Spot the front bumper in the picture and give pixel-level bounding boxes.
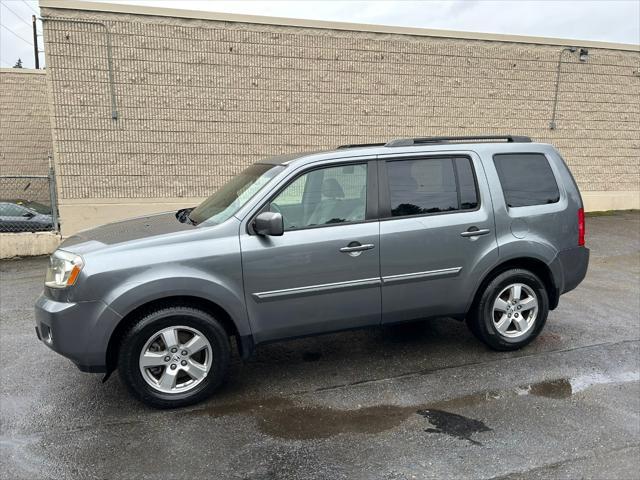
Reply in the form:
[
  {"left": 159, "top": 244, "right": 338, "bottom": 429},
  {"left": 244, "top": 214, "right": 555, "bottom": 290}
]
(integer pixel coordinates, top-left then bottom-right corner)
[{"left": 34, "top": 293, "right": 121, "bottom": 373}]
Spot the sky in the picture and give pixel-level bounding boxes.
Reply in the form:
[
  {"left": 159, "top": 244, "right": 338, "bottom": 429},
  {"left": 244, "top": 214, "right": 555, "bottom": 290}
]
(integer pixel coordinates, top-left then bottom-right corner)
[{"left": 1, "top": 0, "right": 639, "bottom": 68}]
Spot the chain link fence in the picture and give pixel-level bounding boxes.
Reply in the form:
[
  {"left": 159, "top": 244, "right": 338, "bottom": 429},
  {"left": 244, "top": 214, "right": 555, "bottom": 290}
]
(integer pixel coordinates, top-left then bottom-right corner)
[{"left": 0, "top": 168, "right": 59, "bottom": 233}]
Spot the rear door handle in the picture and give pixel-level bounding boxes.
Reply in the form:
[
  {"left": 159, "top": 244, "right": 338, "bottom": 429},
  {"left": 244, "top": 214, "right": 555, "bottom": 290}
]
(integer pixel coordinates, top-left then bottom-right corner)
[
  {"left": 460, "top": 227, "right": 491, "bottom": 237},
  {"left": 340, "top": 243, "right": 375, "bottom": 253}
]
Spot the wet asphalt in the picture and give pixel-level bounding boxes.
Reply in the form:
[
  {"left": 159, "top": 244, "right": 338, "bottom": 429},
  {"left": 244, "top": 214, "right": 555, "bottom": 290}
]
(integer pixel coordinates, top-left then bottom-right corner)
[{"left": 1, "top": 211, "right": 639, "bottom": 479}]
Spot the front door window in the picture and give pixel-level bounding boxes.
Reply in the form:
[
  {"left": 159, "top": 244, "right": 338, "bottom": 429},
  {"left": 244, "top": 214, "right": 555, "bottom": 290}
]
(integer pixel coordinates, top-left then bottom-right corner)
[{"left": 269, "top": 164, "right": 368, "bottom": 230}]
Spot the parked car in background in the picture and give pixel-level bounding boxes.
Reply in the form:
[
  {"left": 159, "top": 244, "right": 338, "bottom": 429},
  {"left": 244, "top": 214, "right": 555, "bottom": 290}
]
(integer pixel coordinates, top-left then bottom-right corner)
[
  {"left": 35, "top": 135, "right": 589, "bottom": 408},
  {"left": 9, "top": 199, "right": 52, "bottom": 215},
  {"left": 0, "top": 201, "right": 53, "bottom": 232}
]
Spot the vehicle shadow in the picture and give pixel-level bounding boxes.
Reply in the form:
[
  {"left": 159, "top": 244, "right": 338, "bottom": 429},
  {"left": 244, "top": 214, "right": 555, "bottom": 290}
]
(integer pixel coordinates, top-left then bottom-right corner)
[{"left": 213, "top": 317, "right": 493, "bottom": 399}]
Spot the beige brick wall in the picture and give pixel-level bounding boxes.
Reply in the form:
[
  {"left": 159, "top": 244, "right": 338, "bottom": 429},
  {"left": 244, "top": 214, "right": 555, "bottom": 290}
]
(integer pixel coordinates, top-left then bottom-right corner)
[
  {"left": 39, "top": 3, "right": 640, "bottom": 234},
  {"left": 0, "top": 69, "right": 53, "bottom": 176}
]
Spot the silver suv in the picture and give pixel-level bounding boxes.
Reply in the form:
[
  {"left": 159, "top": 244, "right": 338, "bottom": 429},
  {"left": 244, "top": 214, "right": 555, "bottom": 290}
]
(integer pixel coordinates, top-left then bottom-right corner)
[{"left": 35, "top": 135, "right": 589, "bottom": 408}]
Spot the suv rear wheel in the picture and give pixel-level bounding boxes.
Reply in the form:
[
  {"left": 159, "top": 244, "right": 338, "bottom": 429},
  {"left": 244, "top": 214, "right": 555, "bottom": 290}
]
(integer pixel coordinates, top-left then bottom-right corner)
[
  {"left": 467, "top": 268, "right": 549, "bottom": 351},
  {"left": 118, "top": 306, "right": 230, "bottom": 408}
]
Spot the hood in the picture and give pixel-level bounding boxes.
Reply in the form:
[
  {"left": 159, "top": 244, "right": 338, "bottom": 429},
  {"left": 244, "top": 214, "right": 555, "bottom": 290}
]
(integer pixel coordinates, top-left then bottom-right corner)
[{"left": 60, "top": 212, "right": 196, "bottom": 254}]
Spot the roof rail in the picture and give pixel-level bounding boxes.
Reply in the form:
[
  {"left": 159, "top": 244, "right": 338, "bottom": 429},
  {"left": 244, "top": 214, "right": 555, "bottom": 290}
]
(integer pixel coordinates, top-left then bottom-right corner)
[
  {"left": 337, "top": 142, "right": 387, "bottom": 149},
  {"left": 384, "top": 135, "right": 532, "bottom": 147}
]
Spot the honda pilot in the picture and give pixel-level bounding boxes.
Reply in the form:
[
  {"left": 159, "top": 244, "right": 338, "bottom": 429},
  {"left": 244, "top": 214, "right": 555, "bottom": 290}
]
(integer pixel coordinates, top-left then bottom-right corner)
[{"left": 35, "top": 135, "right": 589, "bottom": 408}]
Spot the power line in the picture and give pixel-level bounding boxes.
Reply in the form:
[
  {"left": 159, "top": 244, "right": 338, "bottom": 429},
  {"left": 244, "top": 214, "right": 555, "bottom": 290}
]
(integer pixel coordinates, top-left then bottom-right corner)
[
  {"left": 20, "top": 0, "right": 39, "bottom": 16},
  {"left": 1, "top": 2, "right": 32, "bottom": 28},
  {"left": 0, "top": 23, "right": 32, "bottom": 45}
]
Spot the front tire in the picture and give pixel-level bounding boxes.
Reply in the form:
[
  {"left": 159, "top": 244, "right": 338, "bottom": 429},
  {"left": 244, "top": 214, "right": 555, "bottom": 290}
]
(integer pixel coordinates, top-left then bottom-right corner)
[
  {"left": 118, "top": 306, "right": 230, "bottom": 409},
  {"left": 467, "top": 268, "right": 549, "bottom": 351}
]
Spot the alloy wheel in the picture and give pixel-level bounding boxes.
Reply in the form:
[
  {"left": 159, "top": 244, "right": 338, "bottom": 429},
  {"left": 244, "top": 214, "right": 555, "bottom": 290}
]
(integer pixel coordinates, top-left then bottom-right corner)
[
  {"left": 492, "top": 283, "right": 539, "bottom": 338},
  {"left": 138, "top": 325, "right": 213, "bottom": 394}
]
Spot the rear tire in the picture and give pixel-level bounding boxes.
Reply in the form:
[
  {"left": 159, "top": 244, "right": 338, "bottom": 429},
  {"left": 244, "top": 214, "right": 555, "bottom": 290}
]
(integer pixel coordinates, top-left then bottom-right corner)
[
  {"left": 467, "top": 268, "right": 549, "bottom": 351},
  {"left": 118, "top": 306, "right": 230, "bottom": 409}
]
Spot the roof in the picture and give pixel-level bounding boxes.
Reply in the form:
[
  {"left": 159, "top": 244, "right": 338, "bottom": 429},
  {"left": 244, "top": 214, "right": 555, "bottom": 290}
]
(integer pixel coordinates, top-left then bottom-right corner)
[
  {"left": 263, "top": 137, "right": 556, "bottom": 170},
  {"left": 39, "top": 0, "right": 639, "bottom": 52},
  {"left": 260, "top": 136, "right": 539, "bottom": 166}
]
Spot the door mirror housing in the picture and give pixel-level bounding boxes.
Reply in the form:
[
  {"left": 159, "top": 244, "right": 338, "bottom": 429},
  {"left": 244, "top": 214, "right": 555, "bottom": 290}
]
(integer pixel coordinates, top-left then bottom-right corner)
[
  {"left": 22, "top": 211, "right": 35, "bottom": 219},
  {"left": 253, "top": 211, "right": 284, "bottom": 236}
]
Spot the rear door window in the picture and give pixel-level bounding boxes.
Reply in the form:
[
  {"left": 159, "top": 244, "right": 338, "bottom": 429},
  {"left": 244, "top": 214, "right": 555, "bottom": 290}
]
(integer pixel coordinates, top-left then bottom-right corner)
[
  {"left": 493, "top": 153, "right": 560, "bottom": 207},
  {"left": 385, "top": 156, "right": 478, "bottom": 217}
]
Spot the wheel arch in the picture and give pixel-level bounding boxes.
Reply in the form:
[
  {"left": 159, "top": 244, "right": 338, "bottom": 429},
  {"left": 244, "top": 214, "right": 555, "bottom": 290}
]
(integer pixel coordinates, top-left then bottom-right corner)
[
  {"left": 466, "top": 257, "right": 559, "bottom": 316},
  {"left": 105, "top": 295, "right": 252, "bottom": 375}
]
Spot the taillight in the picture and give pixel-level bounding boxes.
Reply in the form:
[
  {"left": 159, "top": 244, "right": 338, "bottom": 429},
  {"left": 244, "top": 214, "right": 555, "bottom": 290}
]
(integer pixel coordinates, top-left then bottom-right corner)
[{"left": 578, "top": 208, "right": 585, "bottom": 246}]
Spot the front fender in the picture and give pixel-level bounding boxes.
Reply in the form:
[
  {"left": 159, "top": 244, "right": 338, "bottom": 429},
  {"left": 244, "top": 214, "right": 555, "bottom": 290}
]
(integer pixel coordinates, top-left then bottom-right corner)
[{"left": 104, "top": 272, "right": 251, "bottom": 338}]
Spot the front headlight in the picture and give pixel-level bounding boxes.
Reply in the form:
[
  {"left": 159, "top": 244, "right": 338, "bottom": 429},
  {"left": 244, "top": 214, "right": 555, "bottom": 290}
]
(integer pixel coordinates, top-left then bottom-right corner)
[{"left": 45, "top": 250, "right": 84, "bottom": 289}]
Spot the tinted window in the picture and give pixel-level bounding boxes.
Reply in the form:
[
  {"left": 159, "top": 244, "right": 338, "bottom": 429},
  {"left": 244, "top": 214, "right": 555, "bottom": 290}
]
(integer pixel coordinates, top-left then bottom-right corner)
[
  {"left": 493, "top": 153, "right": 560, "bottom": 207},
  {"left": 270, "top": 164, "right": 367, "bottom": 230},
  {"left": 387, "top": 157, "right": 478, "bottom": 217},
  {"left": 455, "top": 157, "right": 479, "bottom": 210}
]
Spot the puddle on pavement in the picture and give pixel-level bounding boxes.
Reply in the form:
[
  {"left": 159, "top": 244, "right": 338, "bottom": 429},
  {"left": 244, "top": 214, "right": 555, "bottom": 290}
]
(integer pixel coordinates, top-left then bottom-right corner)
[
  {"left": 525, "top": 371, "right": 639, "bottom": 399},
  {"left": 528, "top": 378, "right": 573, "bottom": 399},
  {"left": 189, "top": 398, "right": 417, "bottom": 440},
  {"left": 259, "top": 404, "right": 416, "bottom": 440},
  {"left": 418, "top": 409, "right": 491, "bottom": 445},
  {"left": 428, "top": 370, "right": 640, "bottom": 408},
  {"left": 186, "top": 370, "right": 638, "bottom": 441},
  {"left": 187, "top": 396, "right": 494, "bottom": 442}
]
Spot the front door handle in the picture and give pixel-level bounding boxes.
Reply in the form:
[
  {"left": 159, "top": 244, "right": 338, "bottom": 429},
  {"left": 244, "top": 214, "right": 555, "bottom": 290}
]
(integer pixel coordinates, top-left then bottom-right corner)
[
  {"left": 340, "top": 242, "right": 375, "bottom": 257},
  {"left": 460, "top": 227, "right": 491, "bottom": 237},
  {"left": 340, "top": 243, "right": 375, "bottom": 253}
]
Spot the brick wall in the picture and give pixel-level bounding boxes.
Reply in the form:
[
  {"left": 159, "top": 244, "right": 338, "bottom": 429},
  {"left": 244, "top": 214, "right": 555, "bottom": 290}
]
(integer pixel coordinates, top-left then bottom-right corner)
[
  {"left": 0, "top": 69, "right": 53, "bottom": 176},
  {"left": 39, "top": 3, "right": 640, "bottom": 234}
]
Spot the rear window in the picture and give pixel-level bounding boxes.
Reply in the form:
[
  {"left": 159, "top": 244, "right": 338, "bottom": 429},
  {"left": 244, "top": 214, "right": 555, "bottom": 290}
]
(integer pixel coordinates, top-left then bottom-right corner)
[{"left": 493, "top": 153, "right": 560, "bottom": 208}]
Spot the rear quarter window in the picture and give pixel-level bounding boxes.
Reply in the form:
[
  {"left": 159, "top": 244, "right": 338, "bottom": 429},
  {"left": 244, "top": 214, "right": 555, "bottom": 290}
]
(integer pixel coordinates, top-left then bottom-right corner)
[{"left": 493, "top": 153, "right": 560, "bottom": 208}]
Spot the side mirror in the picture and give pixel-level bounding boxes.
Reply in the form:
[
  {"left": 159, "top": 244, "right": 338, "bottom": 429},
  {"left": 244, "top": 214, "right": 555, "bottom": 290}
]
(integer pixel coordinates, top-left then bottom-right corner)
[
  {"left": 253, "top": 212, "right": 284, "bottom": 236},
  {"left": 22, "top": 211, "right": 35, "bottom": 219}
]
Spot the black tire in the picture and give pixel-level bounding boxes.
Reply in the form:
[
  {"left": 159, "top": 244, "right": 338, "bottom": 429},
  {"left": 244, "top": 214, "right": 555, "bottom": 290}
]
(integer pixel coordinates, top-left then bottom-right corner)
[
  {"left": 118, "top": 306, "right": 230, "bottom": 409},
  {"left": 467, "top": 268, "right": 549, "bottom": 351}
]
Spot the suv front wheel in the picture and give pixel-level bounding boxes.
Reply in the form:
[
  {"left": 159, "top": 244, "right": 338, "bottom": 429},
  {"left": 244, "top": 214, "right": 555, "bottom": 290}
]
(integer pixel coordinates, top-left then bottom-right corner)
[
  {"left": 467, "top": 268, "right": 549, "bottom": 351},
  {"left": 118, "top": 306, "right": 230, "bottom": 408}
]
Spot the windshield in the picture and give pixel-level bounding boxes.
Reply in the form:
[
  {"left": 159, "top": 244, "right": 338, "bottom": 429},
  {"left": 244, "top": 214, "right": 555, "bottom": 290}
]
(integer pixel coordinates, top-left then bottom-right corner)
[{"left": 189, "top": 163, "right": 284, "bottom": 225}]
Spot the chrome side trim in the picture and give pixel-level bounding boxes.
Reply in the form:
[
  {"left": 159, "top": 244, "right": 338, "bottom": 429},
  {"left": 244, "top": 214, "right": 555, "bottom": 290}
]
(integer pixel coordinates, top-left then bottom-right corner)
[
  {"left": 382, "top": 267, "right": 462, "bottom": 284},
  {"left": 253, "top": 277, "right": 381, "bottom": 302}
]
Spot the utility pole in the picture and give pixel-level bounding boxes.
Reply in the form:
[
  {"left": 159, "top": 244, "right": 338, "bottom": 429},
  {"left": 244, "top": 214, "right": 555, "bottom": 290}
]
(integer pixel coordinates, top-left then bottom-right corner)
[{"left": 32, "top": 15, "right": 39, "bottom": 69}]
